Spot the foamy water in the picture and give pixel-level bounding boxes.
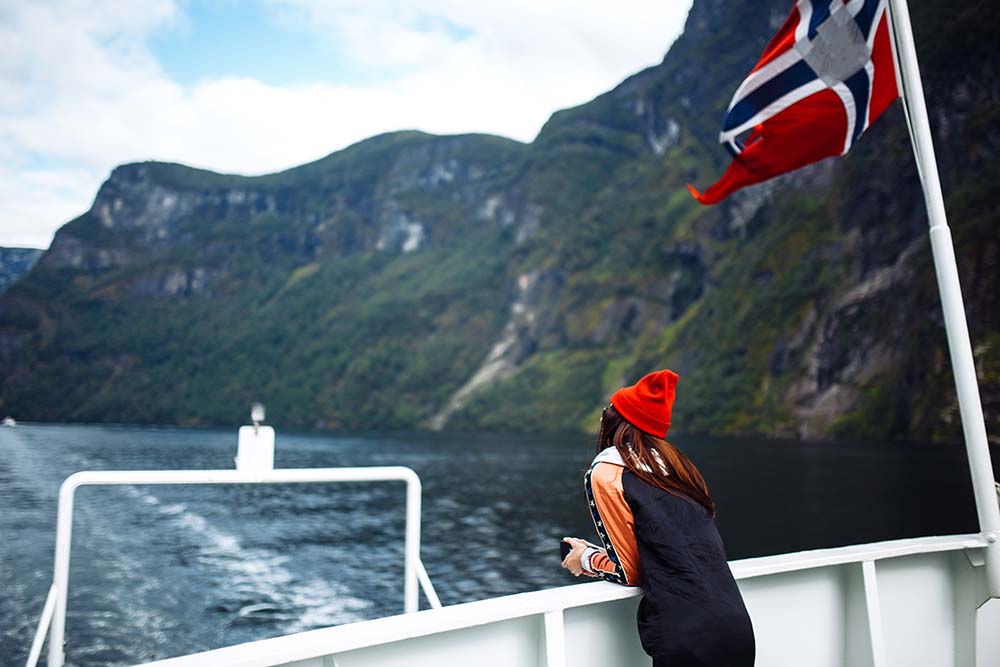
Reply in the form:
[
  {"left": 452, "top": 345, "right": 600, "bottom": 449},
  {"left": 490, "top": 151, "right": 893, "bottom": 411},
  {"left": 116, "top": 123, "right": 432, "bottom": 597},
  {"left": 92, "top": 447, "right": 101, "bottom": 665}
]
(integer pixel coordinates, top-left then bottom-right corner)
[
  {"left": 0, "top": 425, "right": 598, "bottom": 667},
  {"left": 122, "top": 486, "right": 371, "bottom": 633}
]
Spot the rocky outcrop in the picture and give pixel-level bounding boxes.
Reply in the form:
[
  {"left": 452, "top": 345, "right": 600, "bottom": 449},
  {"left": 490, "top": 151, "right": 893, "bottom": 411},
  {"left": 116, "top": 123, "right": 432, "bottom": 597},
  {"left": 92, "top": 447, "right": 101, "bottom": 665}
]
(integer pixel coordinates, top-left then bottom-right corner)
[{"left": 427, "top": 269, "right": 563, "bottom": 429}]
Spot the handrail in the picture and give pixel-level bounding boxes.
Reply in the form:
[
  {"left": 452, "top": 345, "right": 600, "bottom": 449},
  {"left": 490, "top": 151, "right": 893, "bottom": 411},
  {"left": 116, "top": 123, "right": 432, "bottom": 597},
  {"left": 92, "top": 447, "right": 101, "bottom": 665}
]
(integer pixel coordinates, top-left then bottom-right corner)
[
  {"left": 25, "top": 585, "right": 57, "bottom": 667},
  {"left": 415, "top": 559, "right": 442, "bottom": 609},
  {"left": 36, "top": 463, "right": 440, "bottom": 667}
]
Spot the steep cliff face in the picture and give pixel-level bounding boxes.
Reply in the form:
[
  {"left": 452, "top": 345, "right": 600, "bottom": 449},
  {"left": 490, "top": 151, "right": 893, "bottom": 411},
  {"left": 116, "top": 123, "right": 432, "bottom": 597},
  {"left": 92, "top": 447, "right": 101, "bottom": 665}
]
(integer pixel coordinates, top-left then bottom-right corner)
[
  {"left": 447, "top": 0, "right": 1000, "bottom": 441},
  {"left": 0, "top": 133, "right": 531, "bottom": 427},
  {"left": 1, "top": 0, "right": 997, "bottom": 440},
  {"left": 652, "top": 1, "right": 1000, "bottom": 442},
  {"left": 41, "top": 132, "right": 530, "bottom": 279}
]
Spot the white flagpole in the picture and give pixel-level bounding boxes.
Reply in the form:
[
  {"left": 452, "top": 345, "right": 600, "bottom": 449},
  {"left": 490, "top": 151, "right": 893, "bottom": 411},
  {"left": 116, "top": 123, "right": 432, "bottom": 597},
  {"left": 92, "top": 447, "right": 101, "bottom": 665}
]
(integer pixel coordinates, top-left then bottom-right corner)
[{"left": 887, "top": 0, "right": 1000, "bottom": 597}]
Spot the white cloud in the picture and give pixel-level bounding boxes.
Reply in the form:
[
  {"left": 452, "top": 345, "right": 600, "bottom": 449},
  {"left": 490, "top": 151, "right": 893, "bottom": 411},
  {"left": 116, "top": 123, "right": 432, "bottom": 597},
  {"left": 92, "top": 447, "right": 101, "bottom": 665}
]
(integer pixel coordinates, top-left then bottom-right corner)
[{"left": 0, "top": 0, "right": 692, "bottom": 249}]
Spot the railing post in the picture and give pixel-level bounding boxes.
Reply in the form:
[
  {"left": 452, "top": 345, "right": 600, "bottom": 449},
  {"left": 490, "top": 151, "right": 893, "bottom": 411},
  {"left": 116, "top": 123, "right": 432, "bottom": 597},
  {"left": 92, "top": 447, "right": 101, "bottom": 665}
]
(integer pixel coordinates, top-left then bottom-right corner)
[
  {"left": 415, "top": 559, "right": 442, "bottom": 609},
  {"left": 861, "top": 560, "right": 887, "bottom": 667},
  {"left": 25, "top": 584, "right": 58, "bottom": 667},
  {"left": 48, "top": 477, "right": 79, "bottom": 667},
  {"left": 404, "top": 471, "right": 421, "bottom": 613},
  {"left": 543, "top": 610, "right": 567, "bottom": 667}
]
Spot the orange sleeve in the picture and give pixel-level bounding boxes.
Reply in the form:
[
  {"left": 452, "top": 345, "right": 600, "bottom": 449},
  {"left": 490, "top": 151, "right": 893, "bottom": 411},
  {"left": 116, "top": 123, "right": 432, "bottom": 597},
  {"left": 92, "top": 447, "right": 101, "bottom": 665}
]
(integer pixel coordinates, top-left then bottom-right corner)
[{"left": 584, "top": 462, "right": 642, "bottom": 586}]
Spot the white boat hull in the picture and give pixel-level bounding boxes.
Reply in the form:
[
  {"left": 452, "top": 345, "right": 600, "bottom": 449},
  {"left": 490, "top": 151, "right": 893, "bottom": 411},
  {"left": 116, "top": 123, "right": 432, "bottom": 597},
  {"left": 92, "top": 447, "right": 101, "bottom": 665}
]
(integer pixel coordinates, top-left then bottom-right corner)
[{"left": 137, "top": 533, "right": 997, "bottom": 667}]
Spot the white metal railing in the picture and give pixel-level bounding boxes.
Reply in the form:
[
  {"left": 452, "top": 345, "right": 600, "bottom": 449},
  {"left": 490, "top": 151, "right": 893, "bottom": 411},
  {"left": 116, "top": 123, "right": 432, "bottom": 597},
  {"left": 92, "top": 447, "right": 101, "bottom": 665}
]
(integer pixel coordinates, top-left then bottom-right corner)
[
  {"left": 25, "top": 585, "right": 58, "bottom": 667},
  {"left": 130, "top": 533, "right": 992, "bottom": 667},
  {"left": 27, "top": 425, "right": 441, "bottom": 667}
]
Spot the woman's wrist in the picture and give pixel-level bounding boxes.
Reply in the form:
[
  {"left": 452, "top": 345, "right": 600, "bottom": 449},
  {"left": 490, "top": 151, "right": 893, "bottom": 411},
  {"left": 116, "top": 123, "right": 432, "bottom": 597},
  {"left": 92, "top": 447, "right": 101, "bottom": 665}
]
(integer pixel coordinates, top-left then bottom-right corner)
[{"left": 580, "top": 547, "right": 600, "bottom": 575}]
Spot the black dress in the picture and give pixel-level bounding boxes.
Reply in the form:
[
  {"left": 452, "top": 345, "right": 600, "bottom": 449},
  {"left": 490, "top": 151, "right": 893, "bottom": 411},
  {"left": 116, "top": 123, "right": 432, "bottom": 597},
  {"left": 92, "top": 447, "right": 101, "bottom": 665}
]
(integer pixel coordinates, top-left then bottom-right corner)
[{"left": 621, "top": 469, "right": 755, "bottom": 666}]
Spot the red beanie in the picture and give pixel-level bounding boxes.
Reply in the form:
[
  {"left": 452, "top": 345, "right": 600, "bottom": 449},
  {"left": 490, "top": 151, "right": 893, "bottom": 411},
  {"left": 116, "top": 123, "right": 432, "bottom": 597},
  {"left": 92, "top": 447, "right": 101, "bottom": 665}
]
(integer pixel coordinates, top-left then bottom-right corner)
[{"left": 610, "top": 369, "right": 679, "bottom": 438}]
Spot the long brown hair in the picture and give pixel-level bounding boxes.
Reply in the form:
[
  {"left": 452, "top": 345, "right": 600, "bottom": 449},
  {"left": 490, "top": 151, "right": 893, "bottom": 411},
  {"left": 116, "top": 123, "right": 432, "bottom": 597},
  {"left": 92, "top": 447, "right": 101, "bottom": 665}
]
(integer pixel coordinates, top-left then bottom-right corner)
[{"left": 598, "top": 404, "right": 716, "bottom": 517}]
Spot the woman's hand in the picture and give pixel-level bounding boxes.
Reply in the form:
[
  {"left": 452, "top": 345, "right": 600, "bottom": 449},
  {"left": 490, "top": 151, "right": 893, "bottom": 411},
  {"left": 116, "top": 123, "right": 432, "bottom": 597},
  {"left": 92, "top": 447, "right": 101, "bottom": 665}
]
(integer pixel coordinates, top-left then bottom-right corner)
[{"left": 561, "top": 537, "right": 593, "bottom": 576}]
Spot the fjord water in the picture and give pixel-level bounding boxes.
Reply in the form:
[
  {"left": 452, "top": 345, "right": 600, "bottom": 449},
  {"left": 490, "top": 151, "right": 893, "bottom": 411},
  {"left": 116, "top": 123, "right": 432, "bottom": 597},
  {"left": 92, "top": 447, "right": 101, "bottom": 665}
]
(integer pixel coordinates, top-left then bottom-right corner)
[{"left": 1, "top": 424, "right": 992, "bottom": 667}]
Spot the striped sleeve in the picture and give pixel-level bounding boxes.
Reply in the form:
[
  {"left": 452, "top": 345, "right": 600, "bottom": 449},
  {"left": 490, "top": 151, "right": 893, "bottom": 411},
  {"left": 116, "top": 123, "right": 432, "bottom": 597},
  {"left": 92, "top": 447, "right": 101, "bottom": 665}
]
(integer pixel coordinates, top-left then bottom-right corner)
[{"left": 583, "top": 462, "right": 642, "bottom": 586}]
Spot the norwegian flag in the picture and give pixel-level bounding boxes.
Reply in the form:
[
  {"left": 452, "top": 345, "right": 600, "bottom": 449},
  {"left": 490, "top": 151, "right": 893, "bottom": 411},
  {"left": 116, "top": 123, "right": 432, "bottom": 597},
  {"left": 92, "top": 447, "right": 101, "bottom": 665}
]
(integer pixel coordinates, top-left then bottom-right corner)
[{"left": 689, "top": 0, "right": 900, "bottom": 205}]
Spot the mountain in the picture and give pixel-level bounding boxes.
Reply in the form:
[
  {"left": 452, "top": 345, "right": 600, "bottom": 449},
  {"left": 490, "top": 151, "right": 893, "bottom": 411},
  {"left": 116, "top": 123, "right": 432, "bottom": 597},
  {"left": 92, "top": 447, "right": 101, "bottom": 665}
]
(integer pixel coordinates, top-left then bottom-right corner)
[
  {"left": 1, "top": 0, "right": 997, "bottom": 441},
  {"left": 0, "top": 248, "right": 43, "bottom": 296}
]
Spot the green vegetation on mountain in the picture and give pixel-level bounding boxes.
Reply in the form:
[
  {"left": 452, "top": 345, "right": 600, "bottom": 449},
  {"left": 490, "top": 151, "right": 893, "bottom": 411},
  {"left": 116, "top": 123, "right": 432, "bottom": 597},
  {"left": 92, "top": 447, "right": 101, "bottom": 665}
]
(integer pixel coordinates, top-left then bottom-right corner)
[{"left": 1, "top": 0, "right": 997, "bottom": 442}]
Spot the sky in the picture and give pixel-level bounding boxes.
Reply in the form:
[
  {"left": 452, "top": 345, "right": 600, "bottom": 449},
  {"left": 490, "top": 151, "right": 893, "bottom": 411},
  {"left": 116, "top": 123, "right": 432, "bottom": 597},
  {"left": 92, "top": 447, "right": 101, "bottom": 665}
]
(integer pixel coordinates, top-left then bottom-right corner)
[{"left": 1, "top": 0, "right": 693, "bottom": 249}]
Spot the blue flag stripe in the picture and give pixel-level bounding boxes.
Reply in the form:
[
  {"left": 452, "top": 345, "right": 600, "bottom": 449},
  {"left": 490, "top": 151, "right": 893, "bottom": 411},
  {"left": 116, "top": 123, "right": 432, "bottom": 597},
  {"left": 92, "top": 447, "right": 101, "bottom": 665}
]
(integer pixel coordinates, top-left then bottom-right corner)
[
  {"left": 844, "top": 68, "right": 870, "bottom": 143},
  {"left": 723, "top": 59, "right": 818, "bottom": 132},
  {"left": 853, "top": 0, "right": 881, "bottom": 38},
  {"left": 808, "top": 0, "right": 836, "bottom": 39}
]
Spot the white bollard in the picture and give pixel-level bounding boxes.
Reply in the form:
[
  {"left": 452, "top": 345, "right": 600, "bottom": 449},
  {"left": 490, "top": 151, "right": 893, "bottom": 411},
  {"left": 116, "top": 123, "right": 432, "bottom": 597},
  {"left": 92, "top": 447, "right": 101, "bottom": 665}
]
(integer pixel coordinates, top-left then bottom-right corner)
[{"left": 236, "top": 426, "right": 275, "bottom": 478}]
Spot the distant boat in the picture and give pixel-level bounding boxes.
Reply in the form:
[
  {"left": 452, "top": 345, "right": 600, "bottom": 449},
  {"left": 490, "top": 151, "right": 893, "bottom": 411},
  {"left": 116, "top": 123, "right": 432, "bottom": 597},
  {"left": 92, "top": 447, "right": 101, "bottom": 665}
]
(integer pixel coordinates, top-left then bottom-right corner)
[{"left": 1, "top": 416, "right": 15, "bottom": 426}]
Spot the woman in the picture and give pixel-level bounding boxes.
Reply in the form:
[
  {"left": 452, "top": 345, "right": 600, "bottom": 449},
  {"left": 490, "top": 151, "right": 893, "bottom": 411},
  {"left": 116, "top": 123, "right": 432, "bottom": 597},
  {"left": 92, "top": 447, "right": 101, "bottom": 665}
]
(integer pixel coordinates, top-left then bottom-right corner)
[{"left": 561, "top": 368, "right": 755, "bottom": 666}]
